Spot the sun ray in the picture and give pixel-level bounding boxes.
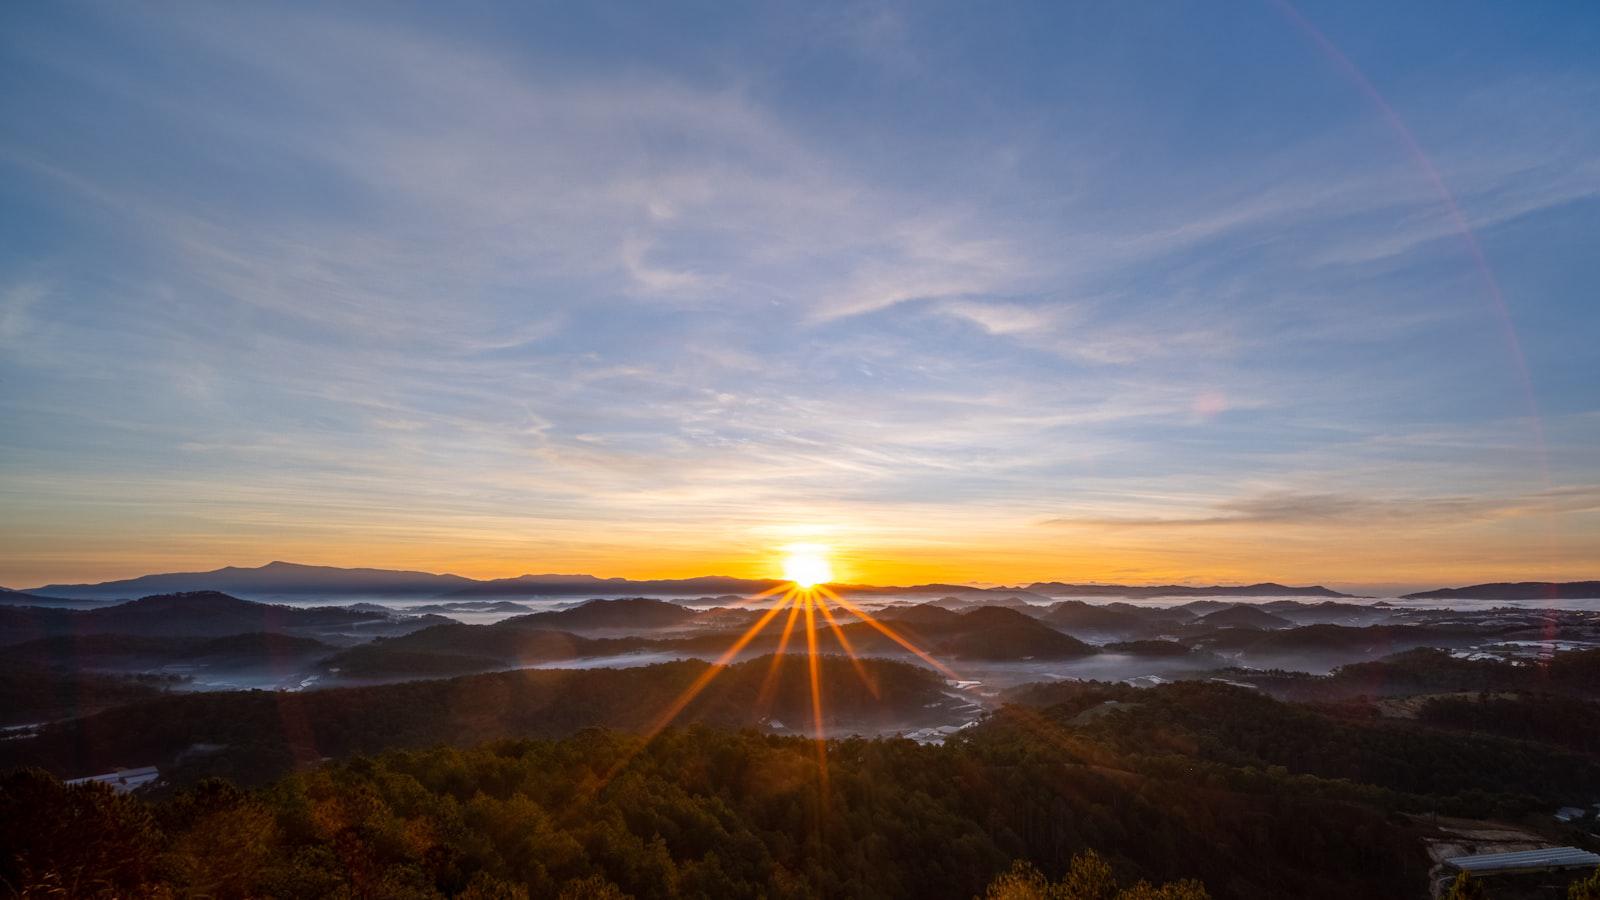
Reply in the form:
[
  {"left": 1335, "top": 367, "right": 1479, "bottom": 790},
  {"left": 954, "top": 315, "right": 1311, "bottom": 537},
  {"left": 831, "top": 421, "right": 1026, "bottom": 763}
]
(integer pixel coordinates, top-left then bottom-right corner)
[
  {"left": 814, "top": 591, "right": 879, "bottom": 699},
  {"left": 726, "top": 581, "right": 797, "bottom": 609},
  {"left": 817, "top": 586, "right": 963, "bottom": 682},
  {"left": 588, "top": 562, "right": 952, "bottom": 806},
  {"left": 562, "top": 590, "right": 802, "bottom": 821},
  {"left": 598, "top": 592, "right": 795, "bottom": 785},
  {"left": 750, "top": 581, "right": 796, "bottom": 600},
  {"left": 802, "top": 592, "right": 829, "bottom": 789},
  {"left": 756, "top": 594, "right": 805, "bottom": 714}
]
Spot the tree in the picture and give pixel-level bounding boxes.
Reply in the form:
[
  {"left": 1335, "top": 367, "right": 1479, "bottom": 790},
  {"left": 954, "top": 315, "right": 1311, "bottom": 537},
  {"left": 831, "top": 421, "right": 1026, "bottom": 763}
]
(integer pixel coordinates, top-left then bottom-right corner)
[
  {"left": 1571, "top": 866, "right": 1600, "bottom": 900},
  {"left": 983, "top": 861, "right": 1056, "bottom": 900},
  {"left": 981, "top": 854, "right": 1210, "bottom": 900},
  {"left": 1445, "top": 871, "right": 1487, "bottom": 900},
  {"left": 0, "top": 768, "right": 164, "bottom": 898}
]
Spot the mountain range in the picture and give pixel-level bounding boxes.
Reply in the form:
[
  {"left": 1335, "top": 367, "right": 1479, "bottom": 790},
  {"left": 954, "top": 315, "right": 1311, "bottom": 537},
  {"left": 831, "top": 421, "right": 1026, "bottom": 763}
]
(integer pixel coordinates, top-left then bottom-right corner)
[
  {"left": 18, "top": 561, "right": 1596, "bottom": 604},
  {"left": 1025, "top": 582, "right": 1353, "bottom": 599},
  {"left": 1400, "top": 580, "right": 1600, "bottom": 601}
]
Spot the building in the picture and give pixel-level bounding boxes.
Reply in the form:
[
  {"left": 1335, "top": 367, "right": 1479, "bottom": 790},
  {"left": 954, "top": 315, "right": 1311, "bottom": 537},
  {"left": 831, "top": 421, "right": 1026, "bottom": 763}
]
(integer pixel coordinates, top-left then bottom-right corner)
[
  {"left": 65, "top": 766, "right": 160, "bottom": 794},
  {"left": 1443, "top": 847, "right": 1600, "bottom": 877}
]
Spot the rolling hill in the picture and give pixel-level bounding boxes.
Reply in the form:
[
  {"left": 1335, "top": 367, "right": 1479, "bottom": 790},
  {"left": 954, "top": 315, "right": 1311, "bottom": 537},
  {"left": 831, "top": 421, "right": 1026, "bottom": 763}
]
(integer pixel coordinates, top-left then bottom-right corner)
[
  {"left": 1401, "top": 581, "right": 1600, "bottom": 601},
  {"left": 933, "top": 606, "right": 1098, "bottom": 660},
  {"left": 0, "top": 592, "right": 447, "bottom": 644},
  {"left": 1026, "top": 582, "right": 1353, "bottom": 600},
  {"left": 31, "top": 561, "right": 475, "bottom": 600}
]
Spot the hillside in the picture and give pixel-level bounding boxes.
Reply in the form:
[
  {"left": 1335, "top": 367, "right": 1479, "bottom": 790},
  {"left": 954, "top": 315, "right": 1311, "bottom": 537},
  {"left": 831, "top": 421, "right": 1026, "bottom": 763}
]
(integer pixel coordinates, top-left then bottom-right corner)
[
  {"left": 1039, "top": 600, "right": 1161, "bottom": 640},
  {"left": 0, "top": 655, "right": 958, "bottom": 786},
  {"left": 5, "top": 632, "right": 335, "bottom": 671},
  {"left": 25, "top": 671, "right": 1588, "bottom": 898},
  {"left": 1185, "top": 623, "right": 1488, "bottom": 670},
  {"left": 1191, "top": 604, "right": 1294, "bottom": 630},
  {"left": 496, "top": 596, "right": 699, "bottom": 631},
  {"left": 1026, "top": 582, "right": 1353, "bottom": 600},
  {"left": 448, "top": 574, "right": 783, "bottom": 597},
  {"left": 0, "top": 589, "right": 103, "bottom": 608},
  {"left": 1401, "top": 580, "right": 1600, "bottom": 601},
  {"left": 0, "top": 660, "right": 175, "bottom": 725},
  {"left": 933, "top": 606, "right": 1098, "bottom": 660},
  {"left": 876, "top": 602, "right": 965, "bottom": 626},
  {"left": 1257, "top": 600, "right": 1394, "bottom": 625},
  {"left": 0, "top": 592, "right": 446, "bottom": 644},
  {"left": 32, "top": 561, "right": 476, "bottom": 600},
  {"left": 323, "top": 625, "right": 657, "bottom": 678}
]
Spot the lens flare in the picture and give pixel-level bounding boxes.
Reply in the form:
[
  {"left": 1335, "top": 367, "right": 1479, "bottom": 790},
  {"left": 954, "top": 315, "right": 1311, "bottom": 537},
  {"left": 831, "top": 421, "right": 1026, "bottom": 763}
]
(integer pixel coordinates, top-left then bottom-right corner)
[{"left": 591, "top": 553, "right": 963, "bottom": 804}]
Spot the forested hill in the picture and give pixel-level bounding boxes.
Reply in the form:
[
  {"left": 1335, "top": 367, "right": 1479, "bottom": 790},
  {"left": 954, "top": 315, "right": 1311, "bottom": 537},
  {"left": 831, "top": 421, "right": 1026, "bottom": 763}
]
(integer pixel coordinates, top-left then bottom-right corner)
[
  {"left": 0, "top": 656, "right": 958, "bottom": 787},
  {"left": 1402, "top": 580, "right": 1600, "bottom": 601},
  {"left": 1025, "top": 582, "right": 1352, "bottom": 599},
  {"left": 4, "top": 706, "right": 1426, "bottom": 899},
  {"left": 13, "top": 655, "right": 1600, "bottom": 897},
  {"left": 0, "top": 591, "right": 443, "bottom": 642}
]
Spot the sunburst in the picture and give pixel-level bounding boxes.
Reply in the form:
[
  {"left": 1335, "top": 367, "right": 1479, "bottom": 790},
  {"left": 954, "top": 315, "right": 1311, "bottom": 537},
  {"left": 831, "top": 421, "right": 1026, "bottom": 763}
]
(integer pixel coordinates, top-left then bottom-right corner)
[{"left": 605, "top": 546, "right": 961, "bottom": 794}]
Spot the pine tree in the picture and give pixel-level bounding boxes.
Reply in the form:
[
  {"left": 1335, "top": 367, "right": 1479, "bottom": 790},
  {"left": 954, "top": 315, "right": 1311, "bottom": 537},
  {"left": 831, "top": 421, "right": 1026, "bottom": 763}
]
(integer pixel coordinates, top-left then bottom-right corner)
[
  {"left": 1446, "top": 871, "right": 1488, "bottom": 900},
  {"left": 1570, "top": 866, "right": 1600, "bottom": 900}
]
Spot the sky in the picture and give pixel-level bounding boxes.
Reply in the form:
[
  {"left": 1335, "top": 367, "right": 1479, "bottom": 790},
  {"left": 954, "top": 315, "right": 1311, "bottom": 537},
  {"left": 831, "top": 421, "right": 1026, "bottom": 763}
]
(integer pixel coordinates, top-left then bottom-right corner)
[{"left": 2, "top": 1, "right": 1598, "bottom": 592}]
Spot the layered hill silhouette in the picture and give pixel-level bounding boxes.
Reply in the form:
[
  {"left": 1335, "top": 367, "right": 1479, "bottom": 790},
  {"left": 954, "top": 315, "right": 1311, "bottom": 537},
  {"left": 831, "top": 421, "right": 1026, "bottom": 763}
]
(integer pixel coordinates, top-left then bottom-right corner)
[
  {"left": 497, "top": 596, "right": 701, "bottom": 631},
  {"left": 7, "top": 632, "right": 337, "bottom": 672},
  {"left": 0, "top": 588, "right": 102, "bottom": 608},
  {"left": 0, "top": 655, "right": 960, "bottom": 787},
  {"left": 930, "top": 606, "right": 1097, "bottom": 660},
  {"left": 1191, "top": 604, "right": 1295, "bottom": 630},
  {"left": 1401, "top": 580, "right": 1600, "bottom": 601},
  {"left": 20, "top": 561, "right": 1431, "bottom": 604},
  {"left": 0, "top": 591, "right": 446, "bottom": 643},
  {"left": 1025, "top": 581, "right": 1354, "bottom": 599},
  {"left": 33, "top": 562, "right": 475, "bottom": 600}
]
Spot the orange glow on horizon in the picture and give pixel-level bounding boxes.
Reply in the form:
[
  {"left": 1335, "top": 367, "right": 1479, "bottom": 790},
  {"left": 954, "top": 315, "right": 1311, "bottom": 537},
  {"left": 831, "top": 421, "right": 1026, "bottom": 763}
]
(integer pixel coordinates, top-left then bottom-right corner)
[
  {"left": 780, "top": 544, "right": 834, "bottom": 588},
  {"left": 19, "top": 524, "right": 1600, "bottom": 596}
]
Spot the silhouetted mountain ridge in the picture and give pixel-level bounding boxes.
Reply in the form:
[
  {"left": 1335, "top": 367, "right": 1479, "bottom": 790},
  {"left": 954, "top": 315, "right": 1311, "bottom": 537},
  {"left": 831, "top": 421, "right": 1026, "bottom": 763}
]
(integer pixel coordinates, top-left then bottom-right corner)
[
  {"left": 1191, "top": 604, "right": 1294, "bottom": 630},
  {"left": 33, "top": 562, "right": 475, "bottom": 600},
  {"left": 497, "top": 597, "right": 699, "bottom": 631},
  {"left": 0, "top": 588, "right": 101, "bottom": 607},
  {"left": 0, "top": 591, "right": 448, "bottom": 644},
  {"left": 28, "top": 562, "right": 1051, "bottom": 602},
  {"left": 1401, "top": 580, "right": 1600, "bottom": 601},
  {"left": 1026, "top": 581, "right": 1354, "bottom": 599}
]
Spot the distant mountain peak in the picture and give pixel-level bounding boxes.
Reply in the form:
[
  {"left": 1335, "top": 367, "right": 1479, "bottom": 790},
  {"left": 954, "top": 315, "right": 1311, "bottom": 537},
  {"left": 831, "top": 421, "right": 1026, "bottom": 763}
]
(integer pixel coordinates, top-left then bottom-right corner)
[
  {"left": 1402, "top": 581, "right": 1600, "bottom": 601},
  {"left": 1025, "top": 581, "right": 1352, "bottom": 600}
]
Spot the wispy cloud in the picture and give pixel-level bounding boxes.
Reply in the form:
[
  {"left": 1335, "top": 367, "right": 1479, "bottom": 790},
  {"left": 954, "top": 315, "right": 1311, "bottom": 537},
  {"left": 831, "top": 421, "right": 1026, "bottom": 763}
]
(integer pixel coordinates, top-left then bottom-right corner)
[{"left": 1043, "top": 485, "right": 1600, "bottom": 530}]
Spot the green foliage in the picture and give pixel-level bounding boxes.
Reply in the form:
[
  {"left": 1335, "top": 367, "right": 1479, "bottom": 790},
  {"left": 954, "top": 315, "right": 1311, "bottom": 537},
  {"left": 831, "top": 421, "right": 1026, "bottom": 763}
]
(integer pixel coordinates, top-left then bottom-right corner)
[
  {"left": 1420, "top": 692, "right": 1600, "bottom": 754},
  {"left": 0, "top": 768, "right": 164, "bottom": 898},
  {"left": 981, "top": 855, "right": 1210, "bottom": 900},
  {"left": 1251, "top": 647, "right": 1600, "bottom": 703},
  {"left": 1572, "top": 867, "right": 1600, "bottom": 900},
  {"left": 1030, "top": 680, "right": 1600, "bottom": 817},
  {"left": 0, "top": 658, "right": 173, "bottom": 726},
  {"left": 2, "top": 718, "right": 1435, "bottom": 899},
  {"left": 0, "top": 655, "right": 951, "bottom": 788},
  {"left": 1444, "top": 871, "right": 1486, "bottom": 900},
  {"left": 10, "top": 651, "right": 1599, "bottom": 898}
]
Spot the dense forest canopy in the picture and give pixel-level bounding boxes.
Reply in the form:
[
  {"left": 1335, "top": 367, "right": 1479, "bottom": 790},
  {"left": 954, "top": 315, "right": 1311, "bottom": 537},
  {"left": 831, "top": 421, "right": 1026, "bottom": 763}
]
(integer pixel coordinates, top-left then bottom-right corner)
[
  {"left": 11, "top": 649, "right": 1600, "bottom": 898},
  {"left": 5, "top": 599, "right": 1600, "bottom": 898}
]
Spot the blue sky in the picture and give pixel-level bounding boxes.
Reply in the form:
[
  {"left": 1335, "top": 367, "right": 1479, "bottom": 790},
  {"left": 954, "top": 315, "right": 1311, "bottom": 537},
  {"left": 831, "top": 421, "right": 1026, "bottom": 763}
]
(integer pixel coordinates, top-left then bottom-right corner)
[{"left": 2, "top": 1, "right": 1597, "bottom": 590}]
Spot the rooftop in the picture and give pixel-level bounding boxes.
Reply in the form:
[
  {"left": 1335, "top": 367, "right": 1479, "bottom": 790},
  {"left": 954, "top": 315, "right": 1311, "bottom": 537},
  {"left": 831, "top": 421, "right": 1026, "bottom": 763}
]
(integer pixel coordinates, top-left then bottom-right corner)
[{"left": 1444, "top": 847, "right": 1600, "bottom": 875}]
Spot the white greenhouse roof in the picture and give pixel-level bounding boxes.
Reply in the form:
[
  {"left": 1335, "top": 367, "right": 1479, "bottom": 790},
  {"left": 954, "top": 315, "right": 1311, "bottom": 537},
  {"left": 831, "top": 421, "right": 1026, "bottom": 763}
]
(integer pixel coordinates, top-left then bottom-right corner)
[{"left": 1444, "top": 847, "right": 1600, "bottom": 874}]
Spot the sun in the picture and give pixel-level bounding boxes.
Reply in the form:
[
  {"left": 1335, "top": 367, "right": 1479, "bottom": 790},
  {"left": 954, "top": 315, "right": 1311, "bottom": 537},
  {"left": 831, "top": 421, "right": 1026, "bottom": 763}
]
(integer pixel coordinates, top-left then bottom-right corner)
[{"left": 782, "top": 544, "right": 834, "bottom": 588}]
